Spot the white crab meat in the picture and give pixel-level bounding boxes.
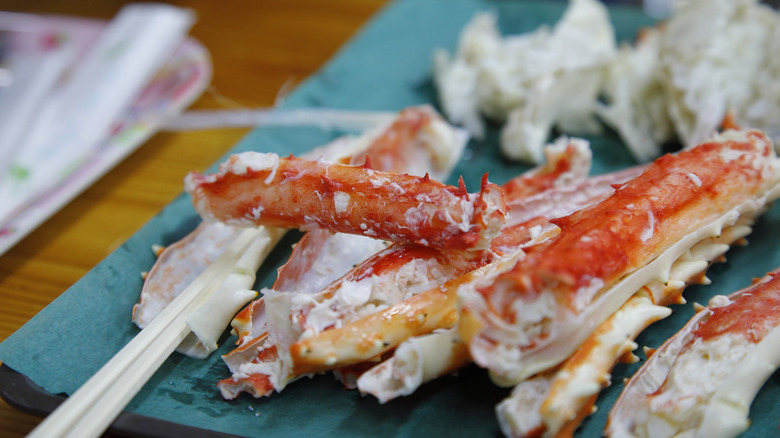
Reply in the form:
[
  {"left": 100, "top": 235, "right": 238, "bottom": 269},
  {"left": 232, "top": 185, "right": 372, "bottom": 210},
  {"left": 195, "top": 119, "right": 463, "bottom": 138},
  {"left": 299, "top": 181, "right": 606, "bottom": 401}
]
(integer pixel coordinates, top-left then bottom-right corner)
[
  {"left": 433, "top": 0, "right": 616, "bottom": 163},
  {"left": 658, "top": 0, "right": 780, "bottom": 149},
  {"left": 597, "top": 27, "right": 674, "bottom": 162}
]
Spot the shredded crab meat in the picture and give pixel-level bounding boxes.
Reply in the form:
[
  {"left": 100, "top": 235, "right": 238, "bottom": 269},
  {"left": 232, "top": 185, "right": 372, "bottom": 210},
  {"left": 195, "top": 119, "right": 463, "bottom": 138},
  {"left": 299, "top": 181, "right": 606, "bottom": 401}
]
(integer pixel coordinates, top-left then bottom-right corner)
[
  {"left": 596, "top": 26, "right": 673, "bottom": 162},
  {"left": 433, "top": 0, "right": 616, "bottom": 163},
  {"left": 599, "top": 0, "right": 780, "bottom": 161}
]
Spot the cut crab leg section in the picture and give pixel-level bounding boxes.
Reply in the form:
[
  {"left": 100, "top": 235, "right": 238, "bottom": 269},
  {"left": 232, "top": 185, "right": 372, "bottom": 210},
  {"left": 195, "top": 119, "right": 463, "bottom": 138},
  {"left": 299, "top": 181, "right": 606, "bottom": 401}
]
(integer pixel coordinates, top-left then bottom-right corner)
[
  {"left": 502, "top": 163, "right": 645, "bottom": 230},
  {"left": 356, "top": 327, "right": 470, "bottom": 403},
  {"left": 496, "top": 292, "right": 670, "bottom": 438},
  {"left": 500, "top": 136, "right": 592, "bottom": 201},
  {"left": 288, "top": 248, "right": 527, "bottom": 375},
  {"left": 229, "top": 105, "right": 469, "bottom": 345},
  {"left": 133, "top": 221, "right": 247, "bottom": 328},
  {"left": 342, "top": 105, "right": 467, "bottom": 181},
  {"left": 185, "top": 153, "right": 507, "bottom": 251},
  {"left": 237, "top": 231, "right": 389, "bottom": 346},
  {"left": 606, "top": 269, "right": 780, "bottom": 438},
  {"left": 178, "top": 226, "right": 285, "bottom": 358},
  {"left": 459, "top": 129, "right": 780, "bottom": 386},
  {"left": 258, "top": 243, "right": 496, "bottom": 384},
  {"left": 132, "top": 220, "right": 285, "bottom": 358}
]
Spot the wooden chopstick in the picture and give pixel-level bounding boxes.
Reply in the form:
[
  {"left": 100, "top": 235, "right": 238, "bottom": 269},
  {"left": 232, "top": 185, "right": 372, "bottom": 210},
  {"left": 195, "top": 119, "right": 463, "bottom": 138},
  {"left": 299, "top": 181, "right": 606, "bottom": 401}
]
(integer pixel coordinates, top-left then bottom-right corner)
[{"left": 27, "top": 226, "right": 266, "bottom": 438}]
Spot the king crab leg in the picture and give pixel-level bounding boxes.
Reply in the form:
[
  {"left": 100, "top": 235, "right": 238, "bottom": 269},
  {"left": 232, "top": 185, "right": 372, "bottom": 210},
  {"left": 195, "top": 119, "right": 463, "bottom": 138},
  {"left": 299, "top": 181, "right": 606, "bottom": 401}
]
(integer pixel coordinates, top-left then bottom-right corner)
[
  {"left": 495, "top": 212, "right": 757, "bottom": 437},
  {"left": 606, "top": 267, "right": 780, "bottom": 438},
  {"left": 186, "top": 151, "right": 508, "bottom": 251},
  {"left": 458, "top": 130, "right": 780, "bottom": 387},
  {"left": 217, "top": 106, "right": 470, "bottom": 397}
]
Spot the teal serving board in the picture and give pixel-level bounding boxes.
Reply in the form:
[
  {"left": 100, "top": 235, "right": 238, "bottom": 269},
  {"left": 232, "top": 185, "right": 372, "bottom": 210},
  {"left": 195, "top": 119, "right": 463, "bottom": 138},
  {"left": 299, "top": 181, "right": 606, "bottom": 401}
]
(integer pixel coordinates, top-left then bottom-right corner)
[{"left": 1, "top": 1, "right": 778, "bottom": 436}]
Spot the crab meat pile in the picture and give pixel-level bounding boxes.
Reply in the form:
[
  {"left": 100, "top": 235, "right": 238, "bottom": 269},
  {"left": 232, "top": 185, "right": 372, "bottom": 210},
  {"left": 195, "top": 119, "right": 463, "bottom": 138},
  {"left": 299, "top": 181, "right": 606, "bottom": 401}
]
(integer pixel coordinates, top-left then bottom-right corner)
[{"left": 435, "top": 0, "right": 780, "bottom": 164}]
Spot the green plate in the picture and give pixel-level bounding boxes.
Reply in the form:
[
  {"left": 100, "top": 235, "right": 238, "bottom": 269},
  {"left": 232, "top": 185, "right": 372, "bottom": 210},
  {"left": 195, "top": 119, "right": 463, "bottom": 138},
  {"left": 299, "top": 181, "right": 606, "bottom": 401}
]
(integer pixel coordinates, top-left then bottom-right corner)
[{"left": 1, "top": 1, "right": 778, "bottom": 436}]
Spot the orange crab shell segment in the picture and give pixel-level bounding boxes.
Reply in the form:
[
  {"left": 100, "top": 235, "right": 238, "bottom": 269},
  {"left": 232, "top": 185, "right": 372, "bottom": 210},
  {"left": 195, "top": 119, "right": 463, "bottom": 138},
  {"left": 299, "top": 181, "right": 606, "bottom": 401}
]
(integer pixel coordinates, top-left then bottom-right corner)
[
  {"left": 185, "top": 153, "right": 507, "bottom": 251},
  {"left": 287, "top": 247, "right": 529, "bottom": 376},
  {"left": 693, "top": 273, "right": 780, "bottom": 342},
  {"left": 500, "top": 137, "right": 592, "bottom": 201},
  {"left": 346, "top": 106, "right": 433, "bottom": 171},
  {"left": 288, "top": 277, "right": 462, "bottom": 376}
]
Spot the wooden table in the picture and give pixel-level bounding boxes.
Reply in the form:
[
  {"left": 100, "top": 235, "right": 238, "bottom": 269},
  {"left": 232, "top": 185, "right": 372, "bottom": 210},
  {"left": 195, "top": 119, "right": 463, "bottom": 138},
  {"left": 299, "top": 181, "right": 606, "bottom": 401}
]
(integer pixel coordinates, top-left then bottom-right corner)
[{"left": 0, "top": 1, "right": 386, "bottom": 435}]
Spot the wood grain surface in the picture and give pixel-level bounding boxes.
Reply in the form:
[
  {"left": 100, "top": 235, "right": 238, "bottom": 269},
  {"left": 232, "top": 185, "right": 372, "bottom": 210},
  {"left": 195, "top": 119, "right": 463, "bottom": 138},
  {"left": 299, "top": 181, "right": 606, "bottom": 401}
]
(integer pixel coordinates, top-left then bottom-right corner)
[{"left": 0, "top": 0, "right": 386, "bottom": 435}]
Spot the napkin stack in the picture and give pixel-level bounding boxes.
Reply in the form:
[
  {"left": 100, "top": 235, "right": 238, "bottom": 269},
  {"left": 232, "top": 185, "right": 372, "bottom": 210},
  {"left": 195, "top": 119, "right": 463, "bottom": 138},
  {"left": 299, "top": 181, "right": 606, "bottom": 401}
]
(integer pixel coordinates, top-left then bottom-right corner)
[{"left": 0, "top": 4, "right": 199, "bottom": 255}]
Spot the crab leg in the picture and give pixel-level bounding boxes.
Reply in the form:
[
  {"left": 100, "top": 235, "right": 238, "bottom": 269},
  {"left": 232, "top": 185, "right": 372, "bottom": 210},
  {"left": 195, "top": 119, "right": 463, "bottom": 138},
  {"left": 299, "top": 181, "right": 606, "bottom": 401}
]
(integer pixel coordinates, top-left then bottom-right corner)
[
  {"left": 459, "top": 129, "right": 780, "bottom": 386},
  {"left": 263, "top": 107, "right": 479, "bottom": 290},
  {"left": 606, "top": 268, "right": 780, "bottom": 438},
  {"left": 501, "top": 136, "right": 592, "bottom": 201},
  {"left": 265, "top": 104, "right": 470, "bottom": 295},
  {"left": 185, "top": 151, "right": 508, "bottom": 251},
  {"left": 133, "top": 221, "right": 246, "bottom": 329},
  {"left": 132, "top": 220, "right": 287, "bottom": 358},
  {"left": 288, "top": 248, "right": 528, "bottom": 375},
  {"left": 355, "top": 327, "right": 471, "bottom": 403},
  {"left": 494, "top": 211, "right": 757, "bottom": 438},
  {"left": 496, "top": 291, "right": 669, "bottom": 438},
  {"left": 501, "top": 164, "right": 645, "bottom": 230}
]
